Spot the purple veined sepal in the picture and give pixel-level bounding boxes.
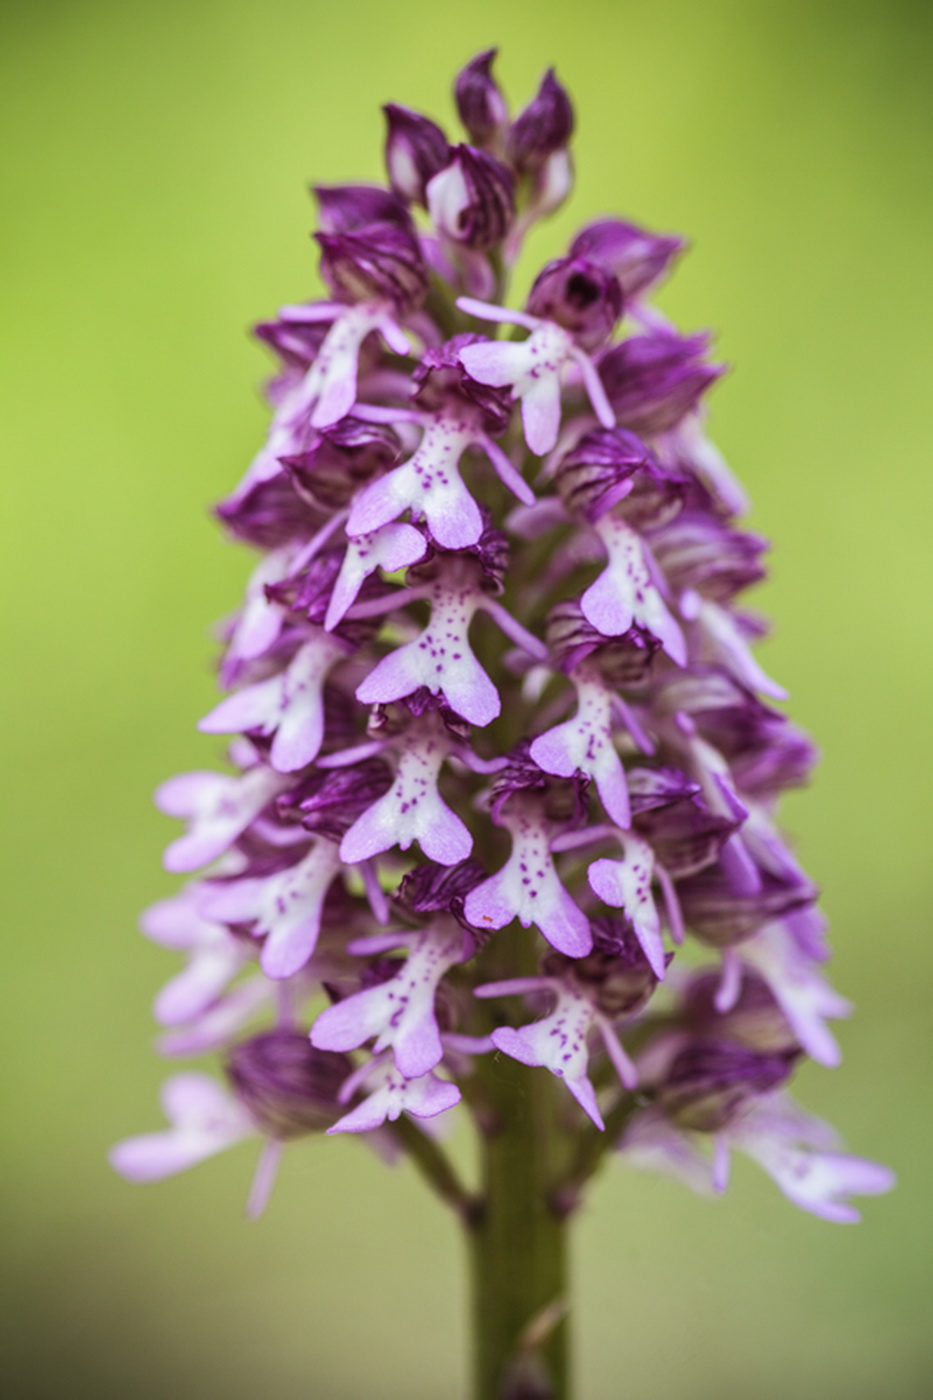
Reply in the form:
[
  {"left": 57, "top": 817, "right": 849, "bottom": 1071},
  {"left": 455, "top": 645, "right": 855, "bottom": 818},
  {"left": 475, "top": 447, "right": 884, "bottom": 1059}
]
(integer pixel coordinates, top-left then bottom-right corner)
[
  {"left": 346, "top": 409, "right": 533, "bottom": 552},
  {"left": 598, "top": 329, "right": 725, "bottom": 439},
  {"left": 338, "top": 707, "right": 474, "bottom": 866},
  {"left": 327, "top": 1053, "right": 461, "bottom": 1134},
  {"left": 580, "top": 512, "right": 687, "bottom": 664},
  {"left": 554, "top": 425, "right": 687, "bottom": 531},
  {"left": 354, "top": 557, "right": 546, "bottom": 728},
  {"left": 474, "top": 970, "right": 638, "bottom": 1130},
  {"left": 155, "top": 764, "right": 290, "bottom": 874},
  {"left": 456, "top": 299, "right": 616, "bottom": 456},
  {"left": 454, "top": 49, "right": 509, "bottom": 151},
  {"left": 383, "top": 104, "right": 451, "bottom": 206},
  {"left": 645, "top": 510, "right": 768, "bottom": 606},
  {"left": 504, "top": 69, "right": 575, "bottom": 257},
  {"left": 198, "top": 628, "right": 352, "bottom": 773},
  {"left": 313, "top": 183, "right": 415, "bottom": 236},
  {"left": 139, "top": 885, "right": 254, "bottom": 1026},
  {"left": 570, "top": 218, "right": 685, "bottom": 301},
  {"left": 311, "top": 918, "right": 473, "bottom": 1079},
  {"left": 315, "top": 222, "right": 429, "bottom": 313},
  {"left": 196, "top": 838, "right": 345, "bottom": 980}
]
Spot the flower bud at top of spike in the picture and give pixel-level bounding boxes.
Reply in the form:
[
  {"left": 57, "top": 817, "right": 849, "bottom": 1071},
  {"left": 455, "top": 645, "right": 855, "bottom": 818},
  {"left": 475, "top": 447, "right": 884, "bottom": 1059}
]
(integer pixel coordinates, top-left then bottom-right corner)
[
  {"left": 225, "top": 1031, "right": 353, "bottom": 1137},
  {"left": 525, "top": 256, "right": 622, "bottom": 352},
  {"left": 570, "top": 219, "right": 684, "bottom": 299},
  {"left": 426, "top": 145, "right": 515, "bottom": 250},
  {"left": 412, "top": 334, "right": 513, "bottom": 433},
  {"left": 508, "top": 69, "right": 574, "bottom": 173},
  {"left": 657, "top": 1039, "right": 798, "bottom": 1132},
  {"left": 279, "top": 417, "right": 401, "bottom": 511},
  {"left": 314, "top": 183, "right": 414, "bottom": 235},
  {"left": 383, "top": 104, "right": 450, "bottom": 205},
  {"left": 315, "top": 223, "right": 428, "bottom": 311},
  {"left": 454, "top": 49, "right": 509, "bottom": 148}
]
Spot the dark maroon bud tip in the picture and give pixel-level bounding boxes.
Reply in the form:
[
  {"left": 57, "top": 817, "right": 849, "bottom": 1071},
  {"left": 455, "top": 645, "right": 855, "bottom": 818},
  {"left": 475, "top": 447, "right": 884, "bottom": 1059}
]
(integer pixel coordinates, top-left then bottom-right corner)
[
  {"left": 526, "top": 256, "right": 622, "bottom": 351},
  {"left": 454, "top": 49, "right": 509, "bottom": 148},
  {"left": 507, "top": 68, "right": 574, "bottom": 173},
  {"left": 383, "top": 103, "right": 451, "bottom": 205}
]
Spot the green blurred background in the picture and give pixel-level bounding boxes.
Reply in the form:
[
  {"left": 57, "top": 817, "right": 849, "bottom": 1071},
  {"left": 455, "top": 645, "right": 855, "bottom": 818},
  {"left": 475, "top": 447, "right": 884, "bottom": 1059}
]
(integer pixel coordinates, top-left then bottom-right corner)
[{"left": 2, "top": 0, "right": 931, "bottom": 1395}]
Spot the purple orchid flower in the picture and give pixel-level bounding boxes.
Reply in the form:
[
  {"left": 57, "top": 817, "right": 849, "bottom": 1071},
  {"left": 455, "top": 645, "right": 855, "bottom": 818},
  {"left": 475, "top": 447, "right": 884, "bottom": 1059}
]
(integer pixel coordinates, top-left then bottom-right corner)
[{"left": 122, "top": 57, "right": 891, "bottom": 1293}]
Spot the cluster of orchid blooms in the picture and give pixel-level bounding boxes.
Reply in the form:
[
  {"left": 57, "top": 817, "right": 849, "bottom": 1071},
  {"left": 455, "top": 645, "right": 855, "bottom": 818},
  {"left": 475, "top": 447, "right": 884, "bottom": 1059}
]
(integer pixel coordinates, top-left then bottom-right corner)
[{"left": 113, "top": 52, "right": 893, "bottom": 1224}]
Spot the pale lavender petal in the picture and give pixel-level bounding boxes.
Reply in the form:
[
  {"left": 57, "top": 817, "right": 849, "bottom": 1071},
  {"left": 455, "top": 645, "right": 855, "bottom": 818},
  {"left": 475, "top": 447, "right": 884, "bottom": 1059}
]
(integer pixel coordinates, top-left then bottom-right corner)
[
  {"left": 521, "top": 372, "right": 563, "bottom": 455},
  {"left": 464, "top": 808, "right": 592, "bottom": 956},
  {"left": 110, "top": 1074, "right": 253, "bottom": 1181},
  {"left": 619, "top": 1109, "right": 715, "bottom": 1195},
  {"left": 347, "top": 419, "right": 484, "bottom": 549},
  {"left": 159, "top": 767, "right": 285, "bottom": 873},
  {"left": 325, "top": 523, "right": 426, "bottom": 630},
  {"left": 587, "top": 837, "right": 666, "bottom": 980},
  {"left": 355, "top": 580, "right": 499, "bottom": 726},
  {"left": 530, "top": 671, "right": 630, "bottom": 827}
]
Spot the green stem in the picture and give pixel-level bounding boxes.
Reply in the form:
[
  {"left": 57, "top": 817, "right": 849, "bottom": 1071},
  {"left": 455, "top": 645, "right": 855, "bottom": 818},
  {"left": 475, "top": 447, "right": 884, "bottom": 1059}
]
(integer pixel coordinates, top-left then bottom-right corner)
[{"left": 467, "top": 1046, "right": 571, "bottom": 1398}]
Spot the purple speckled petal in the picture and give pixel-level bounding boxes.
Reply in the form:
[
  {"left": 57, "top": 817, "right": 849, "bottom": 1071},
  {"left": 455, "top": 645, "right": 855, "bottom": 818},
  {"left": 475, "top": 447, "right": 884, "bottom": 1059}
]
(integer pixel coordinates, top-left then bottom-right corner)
[
  {"left": 491, "top": 982, "right": 603, "bottom": 1127},
  {"left": 325, "top": 523, "right": 426, "bottom": 630},
  {"left": 356, "top": 576, "right": 500, "bottom": 726},
  {"left": 731, "top": 1102, "right": 895, "bottom": 1222},
  {"left": 109, "top": 1074, "right": 254, "bottom": 1181},
  {"left": 339, "top": 717, "right": 472, "bottom": 865},
  {"left": 199, "top": 841, "right": 343, "bottom": 980},
  {"left": 347, "top": 419, "right": 484, "bottom": 550},
  {"left": 581, "top": 515, "right": 686, "bottom": 663},
  {"left": 312, "top": 923, "right": 464, "bottom": 1077},
  {"left": 328, "top": 1061, "right": 461, "bottom": 1134},
  {"left": 200, "top": 632, "right": 349, "bottom": 773},
  {"left": 587, "top": 836, "right": 666, "bottom": 980},
  {"left": 530, "top": 670, "right": 630, "bottom": 827},
  {"left": 156, "top": 766, "right": 286, "bottom": 873},
  {"left": 464, "top": 806, "right": 592, "bottom": 956}
]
